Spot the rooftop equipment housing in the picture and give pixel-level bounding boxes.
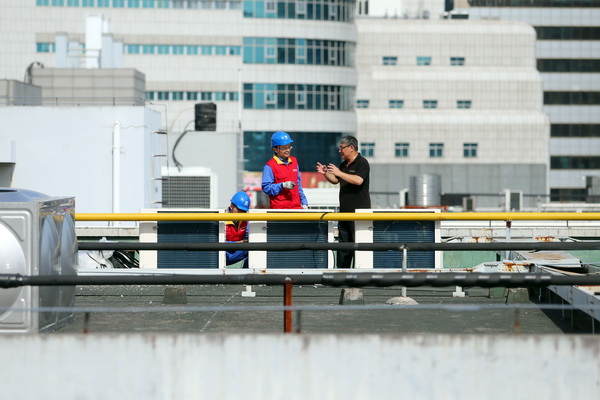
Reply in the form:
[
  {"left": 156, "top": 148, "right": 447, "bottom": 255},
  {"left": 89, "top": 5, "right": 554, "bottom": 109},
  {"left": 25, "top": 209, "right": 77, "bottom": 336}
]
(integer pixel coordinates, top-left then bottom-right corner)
[{"left": 0, "top": 188, "right": 76, "bottom": 333}]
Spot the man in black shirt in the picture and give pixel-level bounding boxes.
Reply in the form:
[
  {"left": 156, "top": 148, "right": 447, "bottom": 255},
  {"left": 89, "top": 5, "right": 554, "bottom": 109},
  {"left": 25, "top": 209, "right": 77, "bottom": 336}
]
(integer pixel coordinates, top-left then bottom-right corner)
[{"left": 316, "top": 135, "right": 371, "bottom": 267}]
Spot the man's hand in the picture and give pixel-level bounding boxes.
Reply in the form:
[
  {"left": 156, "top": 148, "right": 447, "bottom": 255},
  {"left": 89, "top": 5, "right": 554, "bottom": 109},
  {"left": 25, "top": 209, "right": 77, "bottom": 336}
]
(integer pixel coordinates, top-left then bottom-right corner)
[
  {"left": 282, "top": 181, "right": 296, "bottom": 190},
  {"left": 316, "top": 162, "right": 327, "bottom": 175},
  {"left": 326, "top": 163, "right": 341, "bottom": 176}
]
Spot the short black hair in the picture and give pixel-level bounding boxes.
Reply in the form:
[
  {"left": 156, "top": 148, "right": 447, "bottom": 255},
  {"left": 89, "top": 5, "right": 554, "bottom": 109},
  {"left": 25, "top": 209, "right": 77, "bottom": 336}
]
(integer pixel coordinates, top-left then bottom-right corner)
[{"left": 341, "top": 135, "right": 358, "bottom": 151}]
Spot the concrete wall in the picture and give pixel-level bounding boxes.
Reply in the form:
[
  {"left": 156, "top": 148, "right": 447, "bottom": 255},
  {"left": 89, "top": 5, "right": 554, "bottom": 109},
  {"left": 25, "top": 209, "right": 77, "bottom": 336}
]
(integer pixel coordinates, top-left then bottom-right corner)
[{"left": 0, "top": 334, "right": 598, "bottom": 399}]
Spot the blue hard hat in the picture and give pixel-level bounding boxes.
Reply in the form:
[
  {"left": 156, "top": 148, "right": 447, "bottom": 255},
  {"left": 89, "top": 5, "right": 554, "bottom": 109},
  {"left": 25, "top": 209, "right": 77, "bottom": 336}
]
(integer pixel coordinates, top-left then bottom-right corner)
[
  {"left": 271, "top": 131, "right": 293, "bottom": 147},
  {"left": 230, "top": 191, "right": 250, "bottom": 211}
]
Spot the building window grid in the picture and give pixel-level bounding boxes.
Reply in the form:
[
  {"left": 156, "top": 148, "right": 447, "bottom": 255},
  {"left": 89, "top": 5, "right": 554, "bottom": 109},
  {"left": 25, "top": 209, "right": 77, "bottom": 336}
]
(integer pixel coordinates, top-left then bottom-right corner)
[
  {"left": 417, "top": 56, "right": 432, "bottom": 66},
  {"left": 389, "top": 100, "right": 404, "bottom": 109},
  {"left": 429, "top": 143, "right": 444, "bottom": 158},
  {"left": 463, "top": 143, "right": 478, "bottom": 158},
  {"left": 450, "top": 57, "right": 465, "bottom": 66},
  {"left": 457, "top": 100, "right": 472, "bottom": 109},
  {"left": 243, "top": 0, "right": 355, "bottom": 22},
  {"left": 361, "top": 142, "right": 375, "bottom": 158},
  {"left": 356, "top": 99, "right": 369, "bottom": 109},
  {"left": 146, "top": 90, "right": 241, "bottom": 102},
  {"left": 243, "top": 83, "right": 353, "bottom": 111},
  {"left": 423, "top": 100, "right": 438, "bottom": 109},
  {"left": 243, "top": 37, "right": 354, "bottom": 67},
  {"left": 382, "top": 56, "right": 397, "bottom": 66},
  {"left": 395, "top": 143, "right": 409, "bottom": 158},
  {"left": 42, "top": 0, "right": 243, "bottom": 8}
]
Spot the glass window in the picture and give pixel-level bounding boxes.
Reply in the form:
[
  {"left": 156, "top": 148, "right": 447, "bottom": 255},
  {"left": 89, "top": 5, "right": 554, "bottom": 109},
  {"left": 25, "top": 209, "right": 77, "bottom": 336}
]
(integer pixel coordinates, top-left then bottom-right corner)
[
  {"left": 215, "top": 46, "right": 227, "bottom": 55},
  {"left": 52, "top": 0, "right": 65, "bottom": 5},
  {"left": 127, "top": 0, "right": 140, "bottom": 7},
  {"left": 157, "top": 45, "right": 170, "bottom": 54},
  {"left": 229, "top": 46, "right": 241, "bottom": 55},
  {"left": 157, "top": 91, "right": 169, "bottom": 100},
  {"left": 463, "top": 143, "right": 477, "bottom": 158},
  {"left": 142, "top": 45, "right": 155, "bottom": 54},
  {"left": 551, "top": 156, "right": 600, "bottom": 169},
  {"left": 382, "top": 56, "right": 397, "bottom": 66},
  {"left": 395, "top": 143, "right": 409, "bottom": 158},
  {"left": 229, "top": 92, "right": 239, "bottom": 101},
  {"left": 157, "top": 0, "right": 169, "bottom": 7},
  {"left": 361, "top": 142, "right": 375, "bottom": 158},
  {"left": 201, "top": 92, "right": 212, "bottom": 100},
  {"left": 36, "top": 43, "right": 52, "bottom": 53},
  {"left": 186, "top": 45, "right": 199, "bottom": 55},
  {"left": 37, "top": 0, "right": 50, "bottom": 5},
  {"left": 389, "top": 100, "right": 404, "bottom": 109},
  {"left": 429, "top": 143, "right": 443, "bottom": 158},
  {"left": 214, "top": 92, "right": 227, "bottom": 101},
  {"left": 457, "top": 100, "right": 472, "bottom": 109},
  {"left": 201, "top": 46, "right": 213, "bottom": 55},
  {"left": 356, "top": 99, "right": 369, "bottom": 109},
  {"left": 417, "top": 56, "right": 431, "bottom": 66},
  {"left": 142, "top": 0, "right": 155, "bottom": 7},
  {"left": 112, "top": 0, "right": 125, "bottom": 6},
  {"left": 145, "top": 91, "right": 155, "bottom": 101},
  {"left": 82, "top": 0, "right": 95, "bottom": 5},
  {"left": 97, "top": 0, "right": 109, "bottom": 5},
  {"left": 172, "top": 45, "right": 184, "bottom": 55},
  {"left": 187, "top": 92, "right": 198, "bottom": 101},
  {"left": 423, "top": 100, "right": 438, "bottom": 109},
  {"left": 126, "top": 44, "right": 140, "bottom": 54},
  {"left": 67, "top": 0, "right": 80, "bottom": 4},
  {"left": 550, "top": 124, "right": 600, "bottom": 137},
  {"left": 172, "top": 91, "right": 184, "bottom": 101},
  {"left": 450, "top": 57, "right": 465, "bottom": 66}
]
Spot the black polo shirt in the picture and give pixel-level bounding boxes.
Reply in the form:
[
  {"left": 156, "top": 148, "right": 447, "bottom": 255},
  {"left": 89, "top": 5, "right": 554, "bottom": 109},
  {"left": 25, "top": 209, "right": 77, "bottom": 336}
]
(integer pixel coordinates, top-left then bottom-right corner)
[{"left": 339, "top": 153, "right": 371, "bottom": 212}]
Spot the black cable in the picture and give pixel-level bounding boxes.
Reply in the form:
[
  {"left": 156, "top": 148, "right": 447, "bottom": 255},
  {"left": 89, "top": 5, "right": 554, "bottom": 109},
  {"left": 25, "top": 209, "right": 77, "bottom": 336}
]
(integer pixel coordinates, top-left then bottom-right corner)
[{"left": 171, "top": 120, "right": 195, "bottom": 170}]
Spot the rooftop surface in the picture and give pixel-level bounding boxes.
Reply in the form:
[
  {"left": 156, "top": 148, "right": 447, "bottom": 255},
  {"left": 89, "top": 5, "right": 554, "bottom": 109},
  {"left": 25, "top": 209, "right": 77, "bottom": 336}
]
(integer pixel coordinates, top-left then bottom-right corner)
[{"left": 51, "top": 283, "right": 594, "bottom": 335}]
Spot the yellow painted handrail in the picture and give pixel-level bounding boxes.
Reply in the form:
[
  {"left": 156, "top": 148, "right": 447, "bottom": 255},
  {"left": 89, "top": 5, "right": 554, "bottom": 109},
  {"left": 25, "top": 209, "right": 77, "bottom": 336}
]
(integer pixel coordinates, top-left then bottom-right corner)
[{"left": 75, "top": 212, "right": 600, "bottom": 222}]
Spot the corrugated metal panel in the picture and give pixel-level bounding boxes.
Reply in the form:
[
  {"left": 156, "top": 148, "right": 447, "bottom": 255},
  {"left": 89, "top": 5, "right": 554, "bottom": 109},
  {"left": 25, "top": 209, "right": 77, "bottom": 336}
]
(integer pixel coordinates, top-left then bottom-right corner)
[
  {"left": 157, "top": 218, "right": 219, "bottom": 269},
  {"left": 373, "top": 220, "right": 435, "bottom": 268},
  {"left": 266, "top": 221, "right": 328, "bottom": 268}
]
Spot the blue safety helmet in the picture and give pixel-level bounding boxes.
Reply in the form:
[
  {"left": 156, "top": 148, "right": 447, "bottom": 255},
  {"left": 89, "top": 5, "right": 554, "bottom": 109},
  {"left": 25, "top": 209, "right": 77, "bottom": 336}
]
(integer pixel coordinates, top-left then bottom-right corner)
[
  {"left": 230, "top": 191, "right": 250, "bottom": 211},
  {"left": 271, "top": 131, "right": 293, "bottom": 147}
]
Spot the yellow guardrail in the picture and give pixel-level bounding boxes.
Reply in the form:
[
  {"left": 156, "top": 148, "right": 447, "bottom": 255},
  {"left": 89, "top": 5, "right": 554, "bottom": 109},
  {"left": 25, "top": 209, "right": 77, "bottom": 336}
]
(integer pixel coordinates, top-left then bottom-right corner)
[{"left": 75, "top": 212, "right": 600, "bottom": 222}]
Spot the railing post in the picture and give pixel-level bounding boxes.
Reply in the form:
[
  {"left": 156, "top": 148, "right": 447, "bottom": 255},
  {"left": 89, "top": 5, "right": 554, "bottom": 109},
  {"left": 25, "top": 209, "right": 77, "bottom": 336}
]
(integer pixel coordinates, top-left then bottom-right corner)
[{"left": 284, "top": 277, "right": 293, "bottom": 333}]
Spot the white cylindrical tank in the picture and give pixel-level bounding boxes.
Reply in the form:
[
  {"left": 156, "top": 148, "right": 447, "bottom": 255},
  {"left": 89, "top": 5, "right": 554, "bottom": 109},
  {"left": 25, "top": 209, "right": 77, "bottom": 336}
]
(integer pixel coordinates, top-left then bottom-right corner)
[{"left": 409, "top": 174, "right": 441, "bottom": 206}]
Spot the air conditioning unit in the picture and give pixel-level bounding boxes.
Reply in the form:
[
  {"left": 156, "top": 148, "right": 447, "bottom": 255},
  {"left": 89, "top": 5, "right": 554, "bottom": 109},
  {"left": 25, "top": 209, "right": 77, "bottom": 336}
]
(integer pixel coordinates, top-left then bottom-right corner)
[
  {"left": 0, "top": 189, "right": 76, "bottom": 333},
  {"left": 248, "top": 209, "right": 335, "bottom": 269},
  {"left": 139, "top": 208, "right": 225, "bottom": 269},
  {"left": 161, "top": 167, "right": 217, "bottom": 208},
  {"left": 504, "top": 189, "right": 523, "bottom": 211},
  {"left": 354, "top": 209, "right": 442, "bottom": 269}
]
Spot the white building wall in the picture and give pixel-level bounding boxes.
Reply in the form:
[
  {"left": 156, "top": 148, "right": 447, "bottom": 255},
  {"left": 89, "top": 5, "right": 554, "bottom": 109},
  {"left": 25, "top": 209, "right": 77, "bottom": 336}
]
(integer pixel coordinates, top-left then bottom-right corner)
[
  {"left": 455, "top": 4, "right": 600, "bottom": 195},
  {"left": 0, "top": 106, "right": 162, "bottom": 215}
]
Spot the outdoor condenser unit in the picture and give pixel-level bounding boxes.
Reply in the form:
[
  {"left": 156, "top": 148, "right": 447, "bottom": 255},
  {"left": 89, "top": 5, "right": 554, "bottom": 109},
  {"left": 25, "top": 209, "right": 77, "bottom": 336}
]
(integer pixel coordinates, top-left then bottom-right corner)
[
  {"left": 248, "top": 209, "right": 335, "bottom": 269},
  {"left": 354, "top": 209, "right": 442, "bottom": 269},
  {"left": 0, "top": 189, "right": 76, "bottom": 333},
  {"left": 161, "top": 167, "right": 217, "bottom": 209},
  {"left": 139, "top": 209, "right": 225, "bottom": 269}
]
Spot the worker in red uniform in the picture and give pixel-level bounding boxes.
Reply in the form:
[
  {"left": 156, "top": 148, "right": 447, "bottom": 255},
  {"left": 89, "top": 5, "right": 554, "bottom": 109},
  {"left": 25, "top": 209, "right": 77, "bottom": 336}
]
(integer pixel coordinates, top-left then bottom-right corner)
[
  {"left": 225, "top": 191, "right": 250, "bottom": 268},
  {"left": 261, "top": 131, "right": 308, "bottom": 209}
]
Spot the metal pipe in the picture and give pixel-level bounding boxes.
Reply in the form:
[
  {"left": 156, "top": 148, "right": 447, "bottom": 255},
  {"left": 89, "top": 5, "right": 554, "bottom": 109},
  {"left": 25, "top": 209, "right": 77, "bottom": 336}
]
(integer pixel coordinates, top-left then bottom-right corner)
[
  {"left": 112, "top": 121, "right": 121, "bottom": 225},
  {"left": 75, "top": 212, "right": 600, "bottom": 222},
  {"left": 3, "top": 273, "right": 600, "bottom": 289},
  {"left": 284, "top": 278, "right": 293, "bottom": 333},
  {"left": 77, "top": 241, "right": 600, "bottom": 252}
]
